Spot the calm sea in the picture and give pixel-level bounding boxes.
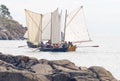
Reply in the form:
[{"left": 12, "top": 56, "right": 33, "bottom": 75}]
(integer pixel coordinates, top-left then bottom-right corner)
[{"left": 0, "top": 36, "right": 120, "bottom": 80}]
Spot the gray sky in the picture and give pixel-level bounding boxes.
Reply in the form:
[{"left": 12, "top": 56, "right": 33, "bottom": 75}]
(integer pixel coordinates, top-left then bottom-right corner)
[{"left": 0, "top": 0, "right": 120, "bottom": 36}]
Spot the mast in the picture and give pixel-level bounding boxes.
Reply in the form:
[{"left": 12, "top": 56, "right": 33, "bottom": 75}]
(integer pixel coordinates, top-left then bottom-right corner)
[
  {"left": 64, "top": 9, "right": 67, "bottom": 41},
  {"left": 40, "top": 14, "right": 42, "bottom": 43},
  {"left": 50, "top": 12, "right": 52, "bottom": 43},
  {"left": 24, "top": 9, "right": 29, "bottom": 40},
  {"left": 60, "top": 10, "right": 62, "bottom": 41}
]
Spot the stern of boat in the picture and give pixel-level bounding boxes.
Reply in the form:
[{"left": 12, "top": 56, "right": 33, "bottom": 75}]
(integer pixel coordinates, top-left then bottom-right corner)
[{"left": 67, "top": 45, "right": 76, "bottom": 51}]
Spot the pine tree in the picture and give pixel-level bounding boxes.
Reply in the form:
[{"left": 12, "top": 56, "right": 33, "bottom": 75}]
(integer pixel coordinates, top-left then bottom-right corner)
[{"left": 0, "top": 4, "right": 12, "bottom": 19}]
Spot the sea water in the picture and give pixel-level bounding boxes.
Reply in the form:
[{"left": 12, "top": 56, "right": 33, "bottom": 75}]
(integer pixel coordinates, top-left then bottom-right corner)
[{"left": 0, "top": 36, "right": 120, "bottom": 80}]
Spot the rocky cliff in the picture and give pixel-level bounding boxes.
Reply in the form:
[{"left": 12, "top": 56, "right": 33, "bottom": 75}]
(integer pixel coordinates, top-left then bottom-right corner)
[
  {"left": 0, "top": 52, "right": 118, "bottom": 81},
  {"left": 0, "top": 17, "right": 26, "bottom": 40}
]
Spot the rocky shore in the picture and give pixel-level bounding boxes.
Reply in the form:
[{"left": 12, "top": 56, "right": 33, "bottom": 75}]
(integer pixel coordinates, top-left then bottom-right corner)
[
  {"left": 0, "top": 18, "right": 26, "bottom": 40},
  {"left": 0, "top": 52, "right": 118, "bottom": 81}
]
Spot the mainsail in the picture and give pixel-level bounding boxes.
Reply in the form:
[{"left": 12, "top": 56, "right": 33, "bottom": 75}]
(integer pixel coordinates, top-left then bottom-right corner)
[
  {"left": 41, "top": 13, "right": 51, "bottom": 41},
  {"left": 64, "top": 6, "right": 91, "bottom": 43},
  {"left": 25, "top": 9, "right": 42, "bottom": 45},
  {"left": 51, "top": 9, "right": 61, "bottom": 44}
]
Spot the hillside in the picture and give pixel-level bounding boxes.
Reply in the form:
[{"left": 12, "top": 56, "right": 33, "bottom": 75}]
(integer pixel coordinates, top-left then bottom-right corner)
[{"left": 0, "top": 16, "right": 26, "bottom": 40}]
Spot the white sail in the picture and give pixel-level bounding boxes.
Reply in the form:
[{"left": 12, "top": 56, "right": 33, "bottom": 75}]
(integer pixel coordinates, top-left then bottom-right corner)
[
  {"left": 25, "top": 9, "right": 42, "bottom": 45},
  {"left": 41, "top": 13, "right": 51, "bottom": 41},
  {"left": 51, "top": 9, "right": 61, "bottom": 44},
  {"left": 65, "top": 6, "right": 91, "bottom": 43}
]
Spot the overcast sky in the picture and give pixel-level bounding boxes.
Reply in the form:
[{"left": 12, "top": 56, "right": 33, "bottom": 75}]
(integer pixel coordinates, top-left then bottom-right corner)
[{"left": 0, "top": 0, "right": 120, "bottom": 36}]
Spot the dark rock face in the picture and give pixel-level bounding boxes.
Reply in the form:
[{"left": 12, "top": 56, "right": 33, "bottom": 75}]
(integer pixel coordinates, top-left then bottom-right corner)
[
  {"left": 0, "top": 53, "right": 118, "bottom": 81},
  {"left": 0, "top": 60, "right": 39, "bottom": 81},
  {"left": 51, "top": 72, "right": 71, "bottom": 81},
  {"left": 0, "top": 72, "right": 38, "bottom": 81}
]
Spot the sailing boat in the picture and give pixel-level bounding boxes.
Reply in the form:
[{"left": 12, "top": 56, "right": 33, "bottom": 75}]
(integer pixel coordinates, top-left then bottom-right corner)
[{"left": 24, "top": 6, "right": 91, "bottom": 52}]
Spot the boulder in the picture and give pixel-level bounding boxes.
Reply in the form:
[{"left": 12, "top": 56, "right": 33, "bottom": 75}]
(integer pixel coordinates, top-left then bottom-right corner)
[
  {"left": 0, "top": 54, "right": 39, "bottom": 70},
  {"left": 39, "top": 59, "right": 49, "bottom": 64},
  {"left": 0, "top": 60, "right": 39, "bottom": 81},
  {"left": 0, "top": 71, "right": 39, "bottom": 81},
  {"left": 49, "top": 60, "right": 79, "bottom": 71},
  {"left": 71, "top": 76, "right": 99, "bottom": 81},
  {"left": 89, "top": 66, "right": 117, "bottom": 81},
  {"left": 50, "top": 72, "right": 71, "bottom": 81},
  {"left": 31, "top": 64, "right": 53, "bottom": 75}
]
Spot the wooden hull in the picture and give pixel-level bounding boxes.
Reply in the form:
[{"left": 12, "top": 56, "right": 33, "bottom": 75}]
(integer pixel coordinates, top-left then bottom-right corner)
[
  {"left": 67, "top": 46, "right": 76, "bottom": 51},
  {"left": 39, "top": 46, "right": 76, "bottom": 52},
  {"left": 39, "top": 47, "right": 68, "bottom": 52},
  {"left": 27, "top": 41, "right": 76, "bottom": 52},
  {"left": 27, "top": 41, "right": 39, "bottom": 48}
]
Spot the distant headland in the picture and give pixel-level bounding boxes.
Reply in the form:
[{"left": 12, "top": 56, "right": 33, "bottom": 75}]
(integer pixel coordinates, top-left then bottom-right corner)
[{"left": 0, "top": 4, "right": 26, "bottom": 40}]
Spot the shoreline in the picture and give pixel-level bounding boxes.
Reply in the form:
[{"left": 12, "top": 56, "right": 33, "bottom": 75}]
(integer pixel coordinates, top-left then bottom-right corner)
[{"left": 0, "top": 52, "right": 118, "bottom": 81}]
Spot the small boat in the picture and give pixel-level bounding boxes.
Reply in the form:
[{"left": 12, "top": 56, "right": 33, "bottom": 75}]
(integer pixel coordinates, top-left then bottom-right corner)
[{"left": 67, "top": 46, "right": 76, "bottom": 51}]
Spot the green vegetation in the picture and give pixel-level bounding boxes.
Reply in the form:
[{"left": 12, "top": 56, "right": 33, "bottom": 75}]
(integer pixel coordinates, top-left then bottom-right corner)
[
  {"left": 0, "top": 4, "right": 12, "bottom": 19},
  {"left": 0, "top": 4, "right": 16, "bottom": 28}
]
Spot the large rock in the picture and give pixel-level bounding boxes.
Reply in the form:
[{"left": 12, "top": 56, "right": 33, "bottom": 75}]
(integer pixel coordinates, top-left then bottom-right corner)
[
  {"left": 0, "top": 53, "right": 118, "bottom": 81},
  {"left": 89, "top": 66, "right": 117, "bottom": 81},
  {"left": 0, "top": 72, "right": 38, "bottom": 81},
  {"left": 71, "top": 76, "right": 99, "bottom": 81},
  {"left": 49, "top": 60, "right": 79, "bottom": 71},
  {"left": 0, "top": 60, "right": 39, "bottom": 81},
  {"left": 0, "top": 17, "right": 26, "bottom": 40},
  {"left": 0, "top": 53, "right": 39, "bottom": 70},
  {"left": 31, "top": 64, "right": 53, "bottom": 75},
  {"left": 49, "top": 72, "right": 71, "bottom": 81}
]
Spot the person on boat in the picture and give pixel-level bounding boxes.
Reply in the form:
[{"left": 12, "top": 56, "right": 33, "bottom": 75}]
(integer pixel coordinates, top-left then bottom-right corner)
[
  {"left": 55, "top": 43, "right": 59, "bottom": 48},
  {"left": 70, "top": 42, "right": 73, "bottom": 46},
  {"left": 68, "top": 41, "right": 73, "bottom": 48},
  {"left": 65, "top": 41, "right": 68, "bottom": 47},
  {"left": 40, "top": 42, "right": 45, "bottom": 48},
  {"left": 52, "top": 44, "right": 56, "bottom": 48},
  {"left": 68, "top": 41, "right": 71, "bottom": 47},
  {"left": 45, "top": 40, "right": 52, "bottom": 48},
  {"left": 62, "top": 41, "right": 68, "bottom": 48},
  {"left": 48, "top": 40, "right": 51, "bottom": 44}
]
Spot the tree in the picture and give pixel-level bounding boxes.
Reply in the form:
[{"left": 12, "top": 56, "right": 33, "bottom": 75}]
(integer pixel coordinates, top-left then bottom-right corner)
[{"left": 0, "top": 4, "right": 12, "bottom": 19}]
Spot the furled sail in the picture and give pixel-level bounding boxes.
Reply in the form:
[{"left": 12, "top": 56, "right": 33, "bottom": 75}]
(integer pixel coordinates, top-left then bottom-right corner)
[
  {"left": 65, "top": 6, "right": 91, "bottom": 43},
  {"left": 25, "top": 9, "right": 42, "bottom": 45},
  {"left": 51, "top": 9, "right": 61, "bottom": 44}
]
